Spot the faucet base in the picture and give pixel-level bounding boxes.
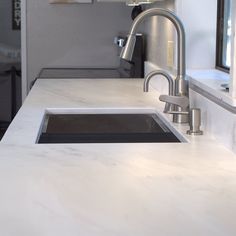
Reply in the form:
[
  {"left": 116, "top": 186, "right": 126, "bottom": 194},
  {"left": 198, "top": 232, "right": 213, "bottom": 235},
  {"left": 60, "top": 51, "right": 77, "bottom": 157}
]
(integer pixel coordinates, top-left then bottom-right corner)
[
  {"left": 187, "top": 130, "right": 203, "bottom": 135},
  {"left": 173, "top": 113, "right": 189, "bottom": 123}
]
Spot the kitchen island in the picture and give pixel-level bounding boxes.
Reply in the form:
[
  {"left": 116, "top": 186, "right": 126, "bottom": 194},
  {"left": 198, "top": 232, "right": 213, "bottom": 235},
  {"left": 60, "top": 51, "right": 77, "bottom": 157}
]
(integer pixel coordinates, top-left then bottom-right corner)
[{"left": 0, "top": 78, "right": 236, "bottom": 235}]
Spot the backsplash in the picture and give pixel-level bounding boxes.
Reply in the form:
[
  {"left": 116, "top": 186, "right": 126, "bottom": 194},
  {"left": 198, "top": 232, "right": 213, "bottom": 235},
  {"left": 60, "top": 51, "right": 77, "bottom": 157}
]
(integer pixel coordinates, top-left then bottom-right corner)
[
  {"left": 144, "top": 0, "right": 175, "bottom": 71},
  {"left": 190, "top": 89, "right": 236, "bottom": 153}
]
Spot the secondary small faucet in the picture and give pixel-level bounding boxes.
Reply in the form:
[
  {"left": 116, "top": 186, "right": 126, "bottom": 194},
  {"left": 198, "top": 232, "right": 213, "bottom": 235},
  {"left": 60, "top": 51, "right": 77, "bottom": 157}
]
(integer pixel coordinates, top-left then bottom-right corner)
[
  {"left": 120, "top": 8, "right": 189, "bottom": 123},
  {"left": 144, "top": 70, "right": 174, "bottom": 113}
]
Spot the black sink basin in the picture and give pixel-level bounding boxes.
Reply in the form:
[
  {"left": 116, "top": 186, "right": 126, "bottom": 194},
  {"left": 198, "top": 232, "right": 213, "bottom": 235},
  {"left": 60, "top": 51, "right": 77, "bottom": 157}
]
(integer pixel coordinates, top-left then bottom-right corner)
[{"left": 38, "top": 113, "right": 181, "bottom": 144}]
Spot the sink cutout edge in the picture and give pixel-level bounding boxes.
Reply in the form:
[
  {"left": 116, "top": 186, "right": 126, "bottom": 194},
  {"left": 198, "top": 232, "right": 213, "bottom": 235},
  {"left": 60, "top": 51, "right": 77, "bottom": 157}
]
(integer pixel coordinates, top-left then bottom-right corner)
[{"left": 36, "top": 108, "right": 188, "bottom": 144}]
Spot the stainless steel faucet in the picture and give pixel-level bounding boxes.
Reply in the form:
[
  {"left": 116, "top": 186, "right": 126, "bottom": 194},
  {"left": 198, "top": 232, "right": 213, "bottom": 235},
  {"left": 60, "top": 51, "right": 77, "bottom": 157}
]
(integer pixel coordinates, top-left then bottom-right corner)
[
  {"left": 120, "top": 8, "right": 189, "bottom": 123},
  {"left": 143, "top": 70, "right": 174, "bottom": 113}
]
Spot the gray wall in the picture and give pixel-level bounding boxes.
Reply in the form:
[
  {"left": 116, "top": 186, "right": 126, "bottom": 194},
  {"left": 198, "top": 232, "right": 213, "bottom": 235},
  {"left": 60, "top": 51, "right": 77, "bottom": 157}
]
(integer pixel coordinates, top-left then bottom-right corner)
[
  {"left": 144, "top": 0, "right": 175, "bottom": 71},
  {"left": 144, "top": 0, "right": 217, "bottom": 71},
  {"left": 26, "top": 1, "right": 133, "bottom": 87},
  {"left": 0, "top": 0, "right": 21, "bottom": 47}
]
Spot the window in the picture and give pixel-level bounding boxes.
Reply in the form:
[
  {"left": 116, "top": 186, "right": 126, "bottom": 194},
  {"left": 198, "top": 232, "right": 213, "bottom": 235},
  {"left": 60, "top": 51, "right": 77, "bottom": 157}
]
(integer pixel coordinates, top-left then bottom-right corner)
[{"left": 216, "top": 0, "right": 232, "bottom": 72}]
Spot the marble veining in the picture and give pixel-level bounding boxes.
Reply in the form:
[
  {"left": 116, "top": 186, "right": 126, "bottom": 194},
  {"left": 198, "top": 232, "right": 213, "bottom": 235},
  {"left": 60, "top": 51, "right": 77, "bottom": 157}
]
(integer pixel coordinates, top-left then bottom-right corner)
[
  {"left": 0, "top": 142, "right": 236, "bottom": 236},
  {"left": 0, "top": 78, "right": 236, "bottom": 235}
]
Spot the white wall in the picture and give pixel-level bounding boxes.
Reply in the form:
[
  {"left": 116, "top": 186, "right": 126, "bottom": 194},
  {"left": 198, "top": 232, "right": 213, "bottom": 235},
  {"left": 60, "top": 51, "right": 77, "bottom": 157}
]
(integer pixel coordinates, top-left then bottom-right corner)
[
  {"left": 176, "top": 0, "right": 217, "bottom": 70},
  {"left": 24, "top": 1, "right": 132, "bottom": 92}
]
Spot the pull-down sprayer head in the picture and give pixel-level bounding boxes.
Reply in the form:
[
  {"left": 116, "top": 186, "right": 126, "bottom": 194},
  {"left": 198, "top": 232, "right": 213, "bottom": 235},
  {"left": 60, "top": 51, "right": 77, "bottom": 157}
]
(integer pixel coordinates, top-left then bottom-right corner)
[
  {"left": 120, "top": 8, "right": 186, "bottom": 80},
  {"left": 120, "top": 34, "right": 137, "bottom": 62},
  {"left": 121, "top": 8, "right": 190, "bottom": 124}
]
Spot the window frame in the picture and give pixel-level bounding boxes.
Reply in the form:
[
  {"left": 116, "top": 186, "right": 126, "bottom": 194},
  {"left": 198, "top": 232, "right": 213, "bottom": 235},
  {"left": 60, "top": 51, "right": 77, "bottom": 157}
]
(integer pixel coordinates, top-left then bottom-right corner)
[{"left": 216, "top": 0, "right": 231, "bottom": 73}]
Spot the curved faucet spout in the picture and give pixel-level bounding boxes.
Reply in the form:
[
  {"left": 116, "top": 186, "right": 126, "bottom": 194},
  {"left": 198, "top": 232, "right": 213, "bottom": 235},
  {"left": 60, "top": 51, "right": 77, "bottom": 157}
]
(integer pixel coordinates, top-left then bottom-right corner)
[
  {"left": 143, "top": 70, "right": 174, "bottom": 95},
  {"left": 120, "top": 8, "right": 186, "bottom": 79},
  {"left": 144, "top": 70, "right": 174, "bottom": 113},
  {"left": 121, "top": 8, "right": 189, "bottom": 123}
]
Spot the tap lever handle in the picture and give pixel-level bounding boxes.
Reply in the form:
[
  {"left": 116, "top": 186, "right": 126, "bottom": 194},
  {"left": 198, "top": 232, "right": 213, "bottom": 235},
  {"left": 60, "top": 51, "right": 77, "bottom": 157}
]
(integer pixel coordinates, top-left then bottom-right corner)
[
  {"left": 159, "top": 95, "right": 189, "bottom": 109},
  {"left": 167, "top": 111, "right": 189, "bottom": 115}
]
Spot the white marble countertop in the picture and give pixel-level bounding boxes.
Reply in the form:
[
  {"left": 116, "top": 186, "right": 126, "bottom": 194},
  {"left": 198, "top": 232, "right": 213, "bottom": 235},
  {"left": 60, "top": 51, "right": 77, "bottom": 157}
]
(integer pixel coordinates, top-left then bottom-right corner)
[{"left": 1, "top": 78, "right": 236, "bottom": 235}]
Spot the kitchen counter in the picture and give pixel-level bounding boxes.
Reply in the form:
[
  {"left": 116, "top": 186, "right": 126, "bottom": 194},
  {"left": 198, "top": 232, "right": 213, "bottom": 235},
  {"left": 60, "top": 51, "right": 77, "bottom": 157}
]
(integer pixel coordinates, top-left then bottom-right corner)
[{"left": 1, "top": 79, "right": 236, "bottom": 235}]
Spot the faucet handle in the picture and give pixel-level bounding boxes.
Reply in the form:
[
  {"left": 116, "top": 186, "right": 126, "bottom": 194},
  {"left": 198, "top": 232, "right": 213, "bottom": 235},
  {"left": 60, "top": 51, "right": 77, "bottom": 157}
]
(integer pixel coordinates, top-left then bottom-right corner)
[{"left": 159, "top": 95, "right": 189, "bottom": 109}]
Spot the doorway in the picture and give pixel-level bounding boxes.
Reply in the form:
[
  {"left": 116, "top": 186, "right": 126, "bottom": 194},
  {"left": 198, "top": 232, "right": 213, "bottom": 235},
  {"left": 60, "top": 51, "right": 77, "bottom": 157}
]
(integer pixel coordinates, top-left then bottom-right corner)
[{"left": 0, "top": 0, "right": 21, "bottom": 139}]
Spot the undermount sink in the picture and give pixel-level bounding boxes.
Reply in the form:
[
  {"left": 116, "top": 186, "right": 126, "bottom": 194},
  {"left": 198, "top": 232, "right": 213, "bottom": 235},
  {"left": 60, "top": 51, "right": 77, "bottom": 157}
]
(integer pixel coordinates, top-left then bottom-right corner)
[{"left": 37, "top": 113, "right": 181, "bottom": 144}]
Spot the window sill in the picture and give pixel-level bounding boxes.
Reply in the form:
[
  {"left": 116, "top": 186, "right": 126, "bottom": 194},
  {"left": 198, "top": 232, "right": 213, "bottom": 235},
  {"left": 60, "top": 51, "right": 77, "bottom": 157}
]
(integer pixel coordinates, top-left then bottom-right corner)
[{"left": 188, "top": 69, "right": 236, "bottom": 109}]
